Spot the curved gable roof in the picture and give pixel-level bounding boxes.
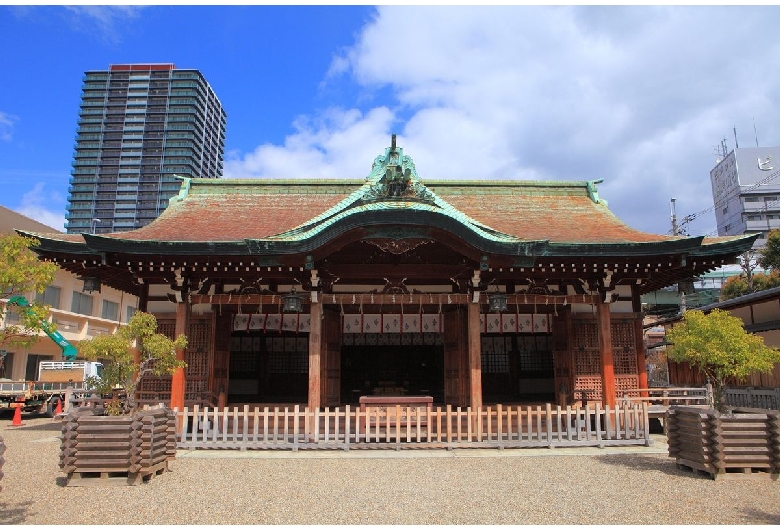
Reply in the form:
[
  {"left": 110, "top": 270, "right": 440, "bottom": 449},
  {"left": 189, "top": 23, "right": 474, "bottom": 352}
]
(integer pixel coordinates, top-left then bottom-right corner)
[{"left": 19, "top": 142, "right": 756, "bottom": 262}]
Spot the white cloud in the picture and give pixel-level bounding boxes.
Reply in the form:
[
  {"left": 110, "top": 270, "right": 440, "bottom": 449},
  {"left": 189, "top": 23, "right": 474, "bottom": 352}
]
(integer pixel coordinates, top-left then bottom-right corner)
[
  {"left": 225, "top": 6, "right": 780, "bottom": 236},
  {"left": 0, "top": 112, "right": 18, "bottom": 142},
  {"left": 15, "top": 183, "right": 67, "bottom": 232},
  {"left": 62, "top": 6, "right": 145, "bottom": 43},
  {"left": 225, "top": 107, "right": 395, "bottom": 180}
]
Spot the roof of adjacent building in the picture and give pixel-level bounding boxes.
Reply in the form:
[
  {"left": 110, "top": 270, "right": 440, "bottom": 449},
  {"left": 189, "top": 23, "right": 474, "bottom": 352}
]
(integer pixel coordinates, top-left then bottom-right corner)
[{"left": 0, "top": 206, "right": 60, "bottom": 236}]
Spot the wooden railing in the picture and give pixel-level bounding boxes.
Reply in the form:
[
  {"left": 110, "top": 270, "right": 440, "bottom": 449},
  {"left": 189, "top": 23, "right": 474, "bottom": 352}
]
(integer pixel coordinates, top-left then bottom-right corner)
[
  {"left": 621, "top": 387, "right": 710, "bottom": 405},
  {"left": 621, "top": 387, "right": 711, "bottom": 417},
  {"left": 174, "top": 403, "right": 651, "bottom": 451},
  {"left": 724, "top": 387, "right": 780, "bottom": 411},
  {"left": 135, "top": 391, "right": 218, "bottom": 409},
  {"left": 623, "top": 385, "right": 780, "bottom": 412}
]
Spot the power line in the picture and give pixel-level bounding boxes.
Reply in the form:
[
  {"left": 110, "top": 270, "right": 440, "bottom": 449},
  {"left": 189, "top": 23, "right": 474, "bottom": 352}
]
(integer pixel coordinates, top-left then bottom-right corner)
[
  {"left": 667, "top": 166, "right": 780, "bottom": 236},
  {"left": 683, "top": 167, "right": 780, "bottom": 226}
]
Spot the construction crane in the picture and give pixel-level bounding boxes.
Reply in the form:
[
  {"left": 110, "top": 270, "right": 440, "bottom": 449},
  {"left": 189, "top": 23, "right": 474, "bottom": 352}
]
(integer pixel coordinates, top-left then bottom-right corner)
[{"left": 7, "top": 295, "right": 78, "bottom": 360}]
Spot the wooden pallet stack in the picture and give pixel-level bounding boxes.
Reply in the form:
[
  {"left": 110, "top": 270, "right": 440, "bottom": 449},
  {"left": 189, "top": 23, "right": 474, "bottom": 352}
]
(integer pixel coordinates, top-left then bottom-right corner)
[
  {"left": 0, "top": 436, "right": 5, "bottom": 492},
  {"left": 667, "top": 405, "right": 780, "bottom": 480},
  {"left": 60, "top": 407, "right": 176, "bottom": 486}
]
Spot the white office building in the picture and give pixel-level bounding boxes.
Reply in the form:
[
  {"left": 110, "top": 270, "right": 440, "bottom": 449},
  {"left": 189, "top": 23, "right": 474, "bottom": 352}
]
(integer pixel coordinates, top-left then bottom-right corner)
[{"left": 711, "top": 146, "right": 780, "bottom": 248}]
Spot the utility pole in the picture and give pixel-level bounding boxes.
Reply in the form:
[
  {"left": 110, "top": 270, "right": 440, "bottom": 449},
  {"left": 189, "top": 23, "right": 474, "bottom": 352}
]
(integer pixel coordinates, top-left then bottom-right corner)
[{"left": 670, "top": 198, "right": 695, "bottom": 297}]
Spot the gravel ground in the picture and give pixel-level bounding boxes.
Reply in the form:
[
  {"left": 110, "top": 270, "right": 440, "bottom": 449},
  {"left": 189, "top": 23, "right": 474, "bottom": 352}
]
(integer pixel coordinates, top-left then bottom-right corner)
[{"left": 1, "top": 413, "right": 779, "bottom": 525}]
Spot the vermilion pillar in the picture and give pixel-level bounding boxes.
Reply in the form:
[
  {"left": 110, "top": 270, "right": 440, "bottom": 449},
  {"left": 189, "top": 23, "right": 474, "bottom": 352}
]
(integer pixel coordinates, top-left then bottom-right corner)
[
  {"left": 597, "top": 298, "right": 616, "bottom": 407},
  {"left": 635, "top": 318, "right": 649, "bottom": 393},
  {"left": 308, "top": 301, "right": 322, "bottom": 411},
  {"left": 169, "top": 301, "right": 190, "bottom": 412},
  {"left": 468, "top": 302, "right": 483, "bottom": 409}
]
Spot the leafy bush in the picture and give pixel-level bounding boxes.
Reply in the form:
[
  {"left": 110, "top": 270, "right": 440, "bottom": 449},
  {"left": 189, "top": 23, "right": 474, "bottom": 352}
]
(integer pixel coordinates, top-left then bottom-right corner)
[
  {"left": 667, "top": 309, "right": 780, "bottom": 411},
  {"left": 79, "top": 311, "right": 187, "bottom": 415}
]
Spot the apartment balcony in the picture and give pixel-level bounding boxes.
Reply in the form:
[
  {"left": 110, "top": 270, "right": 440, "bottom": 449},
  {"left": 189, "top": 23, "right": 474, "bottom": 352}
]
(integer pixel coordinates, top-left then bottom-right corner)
[
  {"left": 0, "top": 307, "right": 124, "bottom": 344},
  {"left": 74, "top": 142, "right": 101, "bottom": 150},
  {"left": 70, "top": 203, "right": 92, "bottom": 214}
]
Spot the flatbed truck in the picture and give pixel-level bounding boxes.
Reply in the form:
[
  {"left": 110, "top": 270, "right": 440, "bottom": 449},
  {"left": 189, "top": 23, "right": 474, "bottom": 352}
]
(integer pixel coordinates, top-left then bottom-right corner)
[
  {"left": 0, "top": 296, "right": 100, "bottom": 416},
  {"left": 0, "top": 361, "right": 102, "bottom": 416}
]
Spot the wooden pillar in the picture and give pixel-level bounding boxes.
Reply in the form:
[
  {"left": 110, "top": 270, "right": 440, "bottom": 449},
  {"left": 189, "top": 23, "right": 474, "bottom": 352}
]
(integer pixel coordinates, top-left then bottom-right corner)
[
  {"left": 634, "top": 317, "right": 649, "bottom": 393},
  {"left": 467, "top": 302, "right": 483, "bottom": 409},
  {"left": 169, "top": 301, "right": 190, "bottom": 412},
  {"left": 631, "top": 287, "right": 648, "bottom": 395},
  {"left": 597, "top": 298, "right": 616, "bottom": 407},
  {"left": 308, "top": 301, "right": 322, "bottom": 411},
  {"left": 137, "top": 283, "right": 149, "bottom": 313}
]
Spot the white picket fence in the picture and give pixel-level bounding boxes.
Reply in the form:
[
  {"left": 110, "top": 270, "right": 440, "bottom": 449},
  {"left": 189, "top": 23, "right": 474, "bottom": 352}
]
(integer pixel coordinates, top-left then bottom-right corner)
[{"left": 174, "top": 402, "right": 651, "bottom": 451}]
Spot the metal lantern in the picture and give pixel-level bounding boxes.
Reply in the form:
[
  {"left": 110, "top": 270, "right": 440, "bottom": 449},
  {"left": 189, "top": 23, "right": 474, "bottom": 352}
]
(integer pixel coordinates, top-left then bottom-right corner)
[
  {"left": 282, "top": 285, "right": 304, "bottom": 313},
  {"left": 81, "top": 276, "right": 101, "bottom": 293},
  {"left": 488, "top": 284, "right": 507, "bottom": 313}
]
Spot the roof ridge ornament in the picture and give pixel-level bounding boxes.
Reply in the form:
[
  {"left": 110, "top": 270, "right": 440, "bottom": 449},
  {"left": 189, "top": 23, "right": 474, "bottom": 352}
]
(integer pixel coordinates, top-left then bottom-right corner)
[
  {"left": 363, "top": 134, "right": 434, "bottom": 203},
  {"left": 169, "top": 174, "right": 192, "bottom": 205}
]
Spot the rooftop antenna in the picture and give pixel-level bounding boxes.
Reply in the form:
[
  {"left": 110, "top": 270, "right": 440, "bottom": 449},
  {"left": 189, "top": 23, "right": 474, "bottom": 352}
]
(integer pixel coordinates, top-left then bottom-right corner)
[
  {"left": 734, "top": 126, "right": 739, "bottom": 149},
  {"left": 754, "top": 116, "right": 760, "bottom": 147},
  {"left": 721, "top": 137, "right": 729, "bottom": 158}
]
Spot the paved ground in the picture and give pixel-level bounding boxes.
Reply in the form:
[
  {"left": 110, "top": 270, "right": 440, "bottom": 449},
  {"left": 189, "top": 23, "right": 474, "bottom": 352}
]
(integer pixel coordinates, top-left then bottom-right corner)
[{"left": 1, "top": 413, "right": 779, "bottom": 525}]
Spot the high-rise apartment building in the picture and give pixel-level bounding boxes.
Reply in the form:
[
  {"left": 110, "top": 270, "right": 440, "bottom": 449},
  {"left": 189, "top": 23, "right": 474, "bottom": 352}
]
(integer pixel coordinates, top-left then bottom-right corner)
[
  {"left": 711, "top": 145, "right": 780, "bottom": 248},
  {"left": 66, "top": 64, "right": 226, "bottom": 234}
]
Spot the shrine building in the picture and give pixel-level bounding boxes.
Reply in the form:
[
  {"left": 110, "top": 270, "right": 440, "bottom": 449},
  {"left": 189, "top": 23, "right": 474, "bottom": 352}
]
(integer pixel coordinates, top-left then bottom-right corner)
[{"left": 21, "top": 138, "right": 756, "bottom": 412}]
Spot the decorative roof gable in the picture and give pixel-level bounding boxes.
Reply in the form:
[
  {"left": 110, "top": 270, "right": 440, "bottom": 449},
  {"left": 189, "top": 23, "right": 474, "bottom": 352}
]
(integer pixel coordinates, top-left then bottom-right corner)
[
  {"left": 266, "top": 135, "right": 523, "bottom": 249},
  {"left": 362, "top": 136, "right": 434, "bottom": 203}
]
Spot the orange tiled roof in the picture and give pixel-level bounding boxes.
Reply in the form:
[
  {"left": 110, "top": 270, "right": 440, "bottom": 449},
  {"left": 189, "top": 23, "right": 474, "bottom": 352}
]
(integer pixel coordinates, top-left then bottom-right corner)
[
  {"left": 428, "top": 182, "right": 670, "bottom": 245},
  {"left": 21, "top": 178, "right": 720, "bottom": 250}
]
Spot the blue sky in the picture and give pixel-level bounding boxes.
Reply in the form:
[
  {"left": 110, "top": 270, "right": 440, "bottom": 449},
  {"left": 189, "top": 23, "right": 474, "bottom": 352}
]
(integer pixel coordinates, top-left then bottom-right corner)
[{"left": 3, "top": 5, "right": 780, "bottom": 237}]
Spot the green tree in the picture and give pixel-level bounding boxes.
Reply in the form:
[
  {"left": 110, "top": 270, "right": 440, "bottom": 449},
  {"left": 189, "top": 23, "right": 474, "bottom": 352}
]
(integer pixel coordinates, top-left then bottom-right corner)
[
  {"left": 666, "top": 309, "right": 780, "bottom": 411},
  {"left": 758, "top": 229, "right": 780, "bottom": 271},
  {"left": 721, "top": 270, "right": 780, "bottom": 300},
  {"left": 0, "top": 234, "right": 58, "bottom": 353},
  {"left": 78, "top": 311, "right": 187, "bottom": 415},
  {"left": 752, "top": 270, "right": 780, "bottom": 292},
  {"left": 720, "top": 275, "right": 750, "bottom": 300}
]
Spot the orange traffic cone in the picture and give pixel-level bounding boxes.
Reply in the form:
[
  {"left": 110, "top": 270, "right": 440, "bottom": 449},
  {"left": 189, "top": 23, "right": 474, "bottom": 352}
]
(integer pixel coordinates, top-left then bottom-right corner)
[
  {"left": 10, "top": 406, "right": 23, "bottom": 427},
  {"left": 55, "top": 399, "right": 63, "bottom": 416}
]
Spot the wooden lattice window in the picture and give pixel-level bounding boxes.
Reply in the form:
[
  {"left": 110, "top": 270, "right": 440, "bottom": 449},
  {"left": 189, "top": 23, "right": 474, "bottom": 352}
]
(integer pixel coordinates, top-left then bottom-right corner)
[
  {"left": 573, "top": 321, "right": 599, "bottom": 349},
  {"left": 157, "top": 321, "right": 176, "bottom": 340},
  {"left": 611, "top": 321, "right": 635, "bottom": 350},
  {"left": 574, "top": 349, "right": 600, "bottom": 375},
  {"left": 137, "top": 317, "right": 212, "bottom": 401},
  {"left": 574, "top": 376, "right": 602, "bottom": 400},
  {"left": 616, "top": 376, "right": 639, "bottom": 395}
]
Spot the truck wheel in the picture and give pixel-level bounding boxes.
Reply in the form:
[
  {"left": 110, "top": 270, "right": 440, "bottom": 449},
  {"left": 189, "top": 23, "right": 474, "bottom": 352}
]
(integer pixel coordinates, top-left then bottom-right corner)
[{"left": 45, "top": 398, "right": 60, "bottom": 418}]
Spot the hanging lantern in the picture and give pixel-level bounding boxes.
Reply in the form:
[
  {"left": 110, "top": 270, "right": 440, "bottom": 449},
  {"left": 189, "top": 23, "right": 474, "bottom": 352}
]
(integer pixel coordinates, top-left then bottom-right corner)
[
  {"left": 282, "top": 285, "right": 304, "bottom": 313},
  {"left": 81, "top": 276, "right": 101, "bottom": 293},
  {"left": 488, "top": 284, "right": 507, "bottom": 313}
]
